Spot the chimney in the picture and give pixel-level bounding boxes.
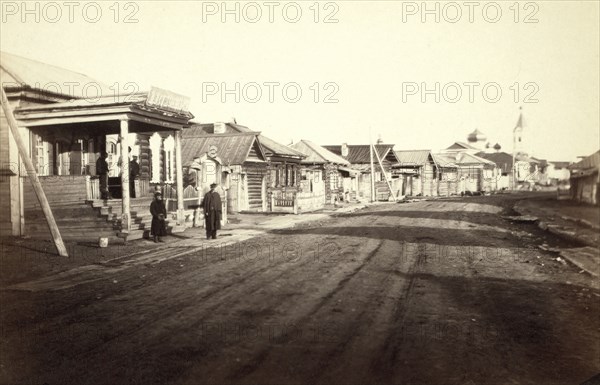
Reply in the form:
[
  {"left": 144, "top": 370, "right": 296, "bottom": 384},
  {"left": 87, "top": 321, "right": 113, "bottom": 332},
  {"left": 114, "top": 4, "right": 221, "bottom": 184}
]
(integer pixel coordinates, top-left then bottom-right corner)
[
  {"left": 341, "top": 143, "right": 349, "bottom": 157},
  {"left": 214, "top": 122, "right": 226, "bottom": 134}
]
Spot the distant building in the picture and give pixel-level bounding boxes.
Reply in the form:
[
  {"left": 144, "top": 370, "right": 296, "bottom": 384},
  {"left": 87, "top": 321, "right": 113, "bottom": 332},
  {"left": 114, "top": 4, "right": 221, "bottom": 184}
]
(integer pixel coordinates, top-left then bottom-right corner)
[
  {"left": 290, "top": 139, "right": 358, "bottom": 207},
  {"left": 324, "top": 144, "right": 400, "bottom": 201},
  {"left": 569, "top": 150, "right": 599, "bottom": 205}
]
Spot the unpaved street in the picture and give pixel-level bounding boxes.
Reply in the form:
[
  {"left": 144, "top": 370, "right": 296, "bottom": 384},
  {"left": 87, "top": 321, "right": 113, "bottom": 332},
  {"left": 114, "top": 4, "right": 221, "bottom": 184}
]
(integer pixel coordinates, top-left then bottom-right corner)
[{"left": 1, "top": 195, "right": 599, "bottom": 385}]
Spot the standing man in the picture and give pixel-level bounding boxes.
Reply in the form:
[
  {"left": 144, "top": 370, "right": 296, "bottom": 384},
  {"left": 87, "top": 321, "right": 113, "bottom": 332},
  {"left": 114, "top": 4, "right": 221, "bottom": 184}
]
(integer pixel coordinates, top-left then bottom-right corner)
[
  {"left": 129, "top": 155, "right": 140, "bottom": 198},
  {"left": 201, "top": 183, "right": 222, "bottom": 240},
  {"left": 150, "top": 191, "right": 167, "bottom": 243},
  {"left": 96, "top": 151, "right": 110, "bottom": 200}
]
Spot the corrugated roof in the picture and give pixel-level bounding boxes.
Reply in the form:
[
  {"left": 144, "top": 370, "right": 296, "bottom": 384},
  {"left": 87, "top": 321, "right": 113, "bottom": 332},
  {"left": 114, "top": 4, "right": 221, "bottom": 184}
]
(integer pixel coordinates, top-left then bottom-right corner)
[
  {"left": 323, "top": 144, "right": 397, "bottom": 164},
  {"left": 394, "top": 150, "right": 432, "bottom": 166},
  {"left": 1, "top": 51, "right": 114, "bottom": 98},
  {"left": 290, "top": 140, "right": 350, "bottom": 165},
  {"left": 180, "top": 130, "right": 263, "bottom": 166}
]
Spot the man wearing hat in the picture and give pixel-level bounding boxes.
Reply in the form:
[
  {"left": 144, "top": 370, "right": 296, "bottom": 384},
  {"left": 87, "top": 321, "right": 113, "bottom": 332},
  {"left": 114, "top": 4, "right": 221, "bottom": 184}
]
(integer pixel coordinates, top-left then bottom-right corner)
[
  {"left": 150, "top": 191, "right": 167, "bottom": 243},
  {"left": 201, "top": 183, "right": 222, "bottom": 240}
]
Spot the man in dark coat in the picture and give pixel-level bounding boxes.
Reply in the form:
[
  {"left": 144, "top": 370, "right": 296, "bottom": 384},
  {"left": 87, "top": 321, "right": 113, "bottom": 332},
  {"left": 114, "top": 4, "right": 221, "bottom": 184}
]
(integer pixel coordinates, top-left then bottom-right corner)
[
  {"left": 129, "top": 155, "right": 140, "bottom": 198},
  {"left": 150, "top": 191, "right": 167, "bottom": 243},
  {"left": 96, "top": 151, "right": 110, "bottom": 199},
  {"left": 202, "top": 183, "right": 222, "bottom": 240}
]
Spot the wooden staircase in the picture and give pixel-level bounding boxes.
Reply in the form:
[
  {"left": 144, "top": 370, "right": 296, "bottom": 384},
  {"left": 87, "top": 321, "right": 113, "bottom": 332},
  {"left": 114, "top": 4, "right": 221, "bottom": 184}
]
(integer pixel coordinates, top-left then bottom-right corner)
[
  {"left": 24, "top": 198, "right": 178, "bottom": 243},
  {"left": 88, "top": 198, "right": 178, "bottom": 241}
]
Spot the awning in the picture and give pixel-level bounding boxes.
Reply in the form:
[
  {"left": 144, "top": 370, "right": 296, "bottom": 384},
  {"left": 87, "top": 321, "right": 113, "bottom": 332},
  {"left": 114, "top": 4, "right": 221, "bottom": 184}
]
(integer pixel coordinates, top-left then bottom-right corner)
[{"left": 338, "top": 166, "right": 361, "bottom": 175}]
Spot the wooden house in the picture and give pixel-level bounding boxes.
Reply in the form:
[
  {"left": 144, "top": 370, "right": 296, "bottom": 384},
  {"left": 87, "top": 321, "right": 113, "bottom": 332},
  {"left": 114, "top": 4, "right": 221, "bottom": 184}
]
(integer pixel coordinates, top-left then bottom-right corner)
[
  {"left": 393, "top": 150, "right": 438, "bottom": 197},
  {"left": 185, "top": 122, "right": 306, "bottom": 213},
  {"left": 475, "top": 151, "right": 514, "bottom": 190},
  {"left": 1, "top": 52, "right": 193, "bottom": 241},
  {"left": 323, "top": 144, "right": 400, "bottom": 201},
  {"left": 180, "top": 128, "right": 268, "bottom": 213},
  {"left": 290, "top": 139, "right": 360, "bottom": 207},
  {"left": 569, "top": 150, "right": 599, "bottom": 205},
  {"left": 436, "top": 150, "right": 498, "bottom": 194}
]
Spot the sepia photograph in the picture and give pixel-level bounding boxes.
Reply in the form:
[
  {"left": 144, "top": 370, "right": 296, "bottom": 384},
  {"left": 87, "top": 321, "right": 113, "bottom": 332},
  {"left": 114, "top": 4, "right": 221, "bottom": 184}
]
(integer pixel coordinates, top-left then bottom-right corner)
[{"left": 0, "top": 1, "right": 599, "bottom": 384}]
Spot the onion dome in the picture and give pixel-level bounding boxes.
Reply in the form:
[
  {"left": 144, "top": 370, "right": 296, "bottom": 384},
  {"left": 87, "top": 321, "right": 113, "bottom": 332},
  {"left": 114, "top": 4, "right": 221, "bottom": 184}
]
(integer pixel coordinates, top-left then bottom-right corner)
[
  {"left": 467, "top": 129, "right": 487, "bottom": 143},
  {"left": 493, "top": 143, "right": 501, "bottom": 151}
]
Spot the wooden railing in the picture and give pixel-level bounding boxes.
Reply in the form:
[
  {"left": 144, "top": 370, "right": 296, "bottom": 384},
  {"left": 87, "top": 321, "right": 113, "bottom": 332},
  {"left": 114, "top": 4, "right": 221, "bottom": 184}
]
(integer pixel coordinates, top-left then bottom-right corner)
[
  {"left": 85, "top": 176, "right": 101, "bottom": 200},
  {"left": 270, "top": 190, "right": 298, "bottom": 213}
]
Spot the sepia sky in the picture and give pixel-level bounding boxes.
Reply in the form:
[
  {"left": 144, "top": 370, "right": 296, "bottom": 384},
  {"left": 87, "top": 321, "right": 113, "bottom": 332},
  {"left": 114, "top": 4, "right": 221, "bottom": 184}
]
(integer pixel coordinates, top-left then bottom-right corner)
[{"left": 1, "top": 1, "right": 598, "bottom": 161}]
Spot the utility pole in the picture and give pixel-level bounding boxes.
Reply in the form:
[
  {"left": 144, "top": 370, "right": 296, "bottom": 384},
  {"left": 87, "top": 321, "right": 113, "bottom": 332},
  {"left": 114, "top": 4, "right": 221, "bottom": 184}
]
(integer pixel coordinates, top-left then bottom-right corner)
[{"left": 369, "top": 128, "right": 376, "bottom": 202}]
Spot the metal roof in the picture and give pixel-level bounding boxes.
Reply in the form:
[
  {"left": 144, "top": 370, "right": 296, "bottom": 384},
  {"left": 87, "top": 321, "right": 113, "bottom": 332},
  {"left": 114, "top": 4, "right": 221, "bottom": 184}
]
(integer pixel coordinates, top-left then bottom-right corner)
[
  {"left": 394, "top": 150, "right": 432, "bottom": 166},
  {"left": 290, "top": 140, "right": 350, "bottom": 165},
  {"left": 323, "top": 144, "right": 397, "bottom": 164},
  {"left": 1, "top": 51, "right": 114, "bottom": 98}
]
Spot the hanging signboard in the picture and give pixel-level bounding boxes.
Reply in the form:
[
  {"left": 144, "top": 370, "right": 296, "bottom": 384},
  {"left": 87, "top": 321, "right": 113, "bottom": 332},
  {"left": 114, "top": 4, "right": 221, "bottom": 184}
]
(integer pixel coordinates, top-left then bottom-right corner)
[{"left": 145, "top": 86, "right": 191, "bottom": 115}]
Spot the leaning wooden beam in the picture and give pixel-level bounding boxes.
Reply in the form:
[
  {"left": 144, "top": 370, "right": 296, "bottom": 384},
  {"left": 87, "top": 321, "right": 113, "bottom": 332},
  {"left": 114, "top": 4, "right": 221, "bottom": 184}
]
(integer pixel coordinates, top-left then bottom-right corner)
[
  {"left": 1, "top": 87, "right": 68, "bottom": 257},
  {"left": 372, "top": 144, "right": 398, "bottom": 202}
]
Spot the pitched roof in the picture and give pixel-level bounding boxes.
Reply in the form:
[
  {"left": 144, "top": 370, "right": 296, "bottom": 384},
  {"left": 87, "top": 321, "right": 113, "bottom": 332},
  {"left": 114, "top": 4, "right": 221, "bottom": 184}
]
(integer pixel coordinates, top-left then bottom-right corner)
[
  {"left": 194, "top": 122, "right": 305, "bottom": 159},
  {"left": 431, "top": 154, "right": 458, "bottom": 168},
  {"left": 446, "top": 142, "right": 478, "bottom": 150},
  {"left": 394, "top": 150, "right": 432, "bottom": 166},
  {"left": 441, "top": 152, "right": 497, "bottom": 167},
  {"left": 180, "top": 129, "right": 265, "bottom": 166},
  {"left": 323, "top": 144, "right": 398, "bottom": 164},
  {"left": 1, "top": 51, "right": 114, "bottom": 98},
  {"left": 476, "top": 151, "right": 514, "bottom": 173},
  {"left": 569, "top": 150, "right": 600, "bottom": 171},
  {"left": 290, "top": 140, "right": 350, "bottom": 165},
  {"left": 549, "top": 161, "right": 571, "bottom": 169}
]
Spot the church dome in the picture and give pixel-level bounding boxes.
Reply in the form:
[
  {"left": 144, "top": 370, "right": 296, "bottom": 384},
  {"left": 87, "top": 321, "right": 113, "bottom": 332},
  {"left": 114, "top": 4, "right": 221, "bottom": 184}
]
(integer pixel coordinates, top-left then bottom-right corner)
[
  {"left": 467, "top": 129, "right": 487, "bottom": 143},
  {"left": 494, "top": 143, "right": 501, "bottom": 151}
]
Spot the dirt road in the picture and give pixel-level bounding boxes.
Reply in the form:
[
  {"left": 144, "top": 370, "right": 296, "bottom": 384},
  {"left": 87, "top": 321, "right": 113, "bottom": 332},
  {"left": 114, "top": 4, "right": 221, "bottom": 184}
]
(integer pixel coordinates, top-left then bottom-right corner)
[{"left": 1, "top": 195, "right": 598, "bottom": 385}]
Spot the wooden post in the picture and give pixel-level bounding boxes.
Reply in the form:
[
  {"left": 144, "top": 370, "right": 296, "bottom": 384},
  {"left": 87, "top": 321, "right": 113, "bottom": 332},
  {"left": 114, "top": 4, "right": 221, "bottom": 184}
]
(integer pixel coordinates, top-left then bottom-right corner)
[
  {"left": 369, "top": 141, "right": 376, "bottom": 202},
  {"left": 174, "top": 130, "right": 184, "bottom": 225},
  {"left": 1, "top": 87, "right": 68, "bottom": 256},
  {"left": 119, "top": 120, "right": 131, "bottom": 234},
  {"left": 293, "top": 192, "right": 298, "bottom": 214},
  {"left": 373, "top": 143, "right": 398, "bottom": 202}
]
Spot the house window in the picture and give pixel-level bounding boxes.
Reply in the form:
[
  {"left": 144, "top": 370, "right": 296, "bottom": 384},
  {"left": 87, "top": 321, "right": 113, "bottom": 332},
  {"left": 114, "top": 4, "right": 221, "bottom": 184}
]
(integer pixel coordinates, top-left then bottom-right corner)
[
  {"left": 149, "top": 133, "right": 162, "bottom": 183},
  {"left": 35, "top": 135, "right": 48, "bottom": 175},
  {"left": 163, "top": 135, "right": 175, "bottom": 184}
]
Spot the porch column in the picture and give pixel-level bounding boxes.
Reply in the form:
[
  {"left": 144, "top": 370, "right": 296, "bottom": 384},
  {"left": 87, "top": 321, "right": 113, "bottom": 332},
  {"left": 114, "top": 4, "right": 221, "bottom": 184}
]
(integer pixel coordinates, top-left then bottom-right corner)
[
  {"left": 120, "top": 120, "right": 131, "bottom": 233},
  {"left": 175, "top": 130, "right": 185, "bottom": 225}
]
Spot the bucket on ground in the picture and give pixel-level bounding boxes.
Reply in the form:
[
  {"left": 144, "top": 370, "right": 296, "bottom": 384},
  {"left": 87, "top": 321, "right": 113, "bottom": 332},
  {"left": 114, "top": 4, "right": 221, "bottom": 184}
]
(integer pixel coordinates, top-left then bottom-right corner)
[{"left": 98, "top": 237, "right": 109, "bottom": 248}]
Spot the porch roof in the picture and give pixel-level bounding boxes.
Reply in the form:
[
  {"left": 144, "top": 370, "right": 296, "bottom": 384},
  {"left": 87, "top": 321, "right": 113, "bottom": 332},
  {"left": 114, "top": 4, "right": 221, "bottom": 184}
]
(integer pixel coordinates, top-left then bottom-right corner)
[{"left": 13, "top": 93, "right": 193, "bottom": 131}]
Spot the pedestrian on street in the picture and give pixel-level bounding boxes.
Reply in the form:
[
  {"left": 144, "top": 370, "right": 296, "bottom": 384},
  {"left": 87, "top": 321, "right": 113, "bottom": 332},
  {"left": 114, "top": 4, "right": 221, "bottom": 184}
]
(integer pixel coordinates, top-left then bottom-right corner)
[
  {"left": 96, "top": 151, "right": 110, "bottom": 200},
  {"left": 202, "top": 183, "right": 222, "bottom": 240},
  {"left": 150, "top": 191, "right": 167, "bottom": 243},
  {"left": 129, "top": 155, "right": 140, "bottom": 198}
]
